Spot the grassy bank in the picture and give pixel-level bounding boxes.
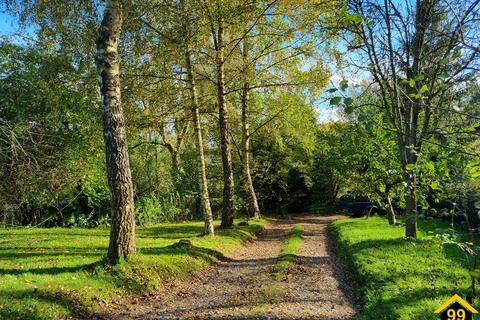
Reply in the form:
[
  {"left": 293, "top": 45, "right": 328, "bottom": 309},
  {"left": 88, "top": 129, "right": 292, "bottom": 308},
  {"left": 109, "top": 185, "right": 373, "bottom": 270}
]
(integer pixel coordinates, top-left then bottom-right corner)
[
  {"left": 330, "top": 216, "right": 472, "bottom": 320},
  {"left": 275, "top": 225, "right": 303, "bottom": 276},
  {"left": 0, "top": 219, "right": 266, "bottom": 320}
]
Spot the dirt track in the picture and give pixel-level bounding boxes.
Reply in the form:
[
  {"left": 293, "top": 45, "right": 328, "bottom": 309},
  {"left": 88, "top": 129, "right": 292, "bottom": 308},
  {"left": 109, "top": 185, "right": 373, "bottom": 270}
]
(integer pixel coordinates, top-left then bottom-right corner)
[{"left": 96, "top": 215, "right": 357, "bottom": 320}]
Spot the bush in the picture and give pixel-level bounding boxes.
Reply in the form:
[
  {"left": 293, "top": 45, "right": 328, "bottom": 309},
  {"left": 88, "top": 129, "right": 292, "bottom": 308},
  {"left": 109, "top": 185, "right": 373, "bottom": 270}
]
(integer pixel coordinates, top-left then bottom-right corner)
[
  {"left": 135, "top": 193, "right": 180, "bottom": 226},
  {"left": 56, "top": 176, "right": 111, "bottom": 228}
]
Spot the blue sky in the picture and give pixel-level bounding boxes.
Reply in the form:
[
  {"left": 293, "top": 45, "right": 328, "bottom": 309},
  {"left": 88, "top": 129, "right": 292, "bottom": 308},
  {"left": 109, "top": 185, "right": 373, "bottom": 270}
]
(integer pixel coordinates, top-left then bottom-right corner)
[{"left": 0, "top": 10, "right": 18, "bottom": 36}]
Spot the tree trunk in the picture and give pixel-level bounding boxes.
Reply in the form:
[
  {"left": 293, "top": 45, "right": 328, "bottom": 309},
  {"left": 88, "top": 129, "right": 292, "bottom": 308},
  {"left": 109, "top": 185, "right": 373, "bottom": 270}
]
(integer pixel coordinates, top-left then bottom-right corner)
[
  {"left": 170, "top": 150, "right": 181, "bottom": 182},
  {"left": 384, "top": 184, "right": 396, "bottom": 225},
  {"left": 161, "top": 119, "right": 189, "bottom": 209},
  {"left": 386, "top": 194, "right": 396, "bottom": 225},
  {"left": 240, "top": 41, "right": 260, "bottom": 219},
  {"left": 400, "top": 0, "right": 433, "bottom": 238},
  {"left": 404, "top": 173, "right": 417, "bottom": 237},
  {"left": 95, "top": 0, "right": 136, "bottom": 264},
  {"left": 242, "top": 82, "right": 260, "bottom": 219},
  {"left": 215, "top": 18, "right": 234, "bottom": 228},
  {"left": 402, "top": 144, "right": 418, "bottom": 237},
  {"left": 397, "top": 132, "right": 418, "bottom": 237},
  {"left": 241, "top": 94, "right": 260, "bottom": 219},
  {"left": 185, "top": 50, "right": 215, "bottom": 236}
]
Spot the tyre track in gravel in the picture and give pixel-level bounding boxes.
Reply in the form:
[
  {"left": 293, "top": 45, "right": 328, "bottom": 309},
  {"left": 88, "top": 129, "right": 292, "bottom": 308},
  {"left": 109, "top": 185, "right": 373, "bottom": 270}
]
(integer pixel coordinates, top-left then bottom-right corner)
[{"left": 95, "top": 214, "right": 357, "bottom": 320}]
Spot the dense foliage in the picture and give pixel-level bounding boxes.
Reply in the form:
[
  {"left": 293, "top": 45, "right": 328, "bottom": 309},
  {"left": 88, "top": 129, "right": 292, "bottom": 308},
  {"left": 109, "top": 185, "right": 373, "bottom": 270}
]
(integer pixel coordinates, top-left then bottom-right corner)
[
  {"left": 0, "top": 41, "right": 478, "bottom": 227},
  {"left": 0, "top": 0, "right": 479, "bottom": 318},
  {"left": 0, "top": 0, "right": 478, "bottom": 233}
]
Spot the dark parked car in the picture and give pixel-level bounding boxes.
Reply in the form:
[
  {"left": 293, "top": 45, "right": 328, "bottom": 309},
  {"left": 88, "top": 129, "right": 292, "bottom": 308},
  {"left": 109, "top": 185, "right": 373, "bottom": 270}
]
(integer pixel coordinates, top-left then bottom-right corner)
[{"left": 339, "top": 193, "right": 379, "bottom": 217}]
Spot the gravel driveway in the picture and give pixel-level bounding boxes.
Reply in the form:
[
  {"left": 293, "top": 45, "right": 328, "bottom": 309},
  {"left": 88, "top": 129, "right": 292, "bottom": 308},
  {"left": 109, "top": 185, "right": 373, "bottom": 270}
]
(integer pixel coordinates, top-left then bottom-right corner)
[{"left": 95, "top": 214, "right": 357, "bottom": 320}]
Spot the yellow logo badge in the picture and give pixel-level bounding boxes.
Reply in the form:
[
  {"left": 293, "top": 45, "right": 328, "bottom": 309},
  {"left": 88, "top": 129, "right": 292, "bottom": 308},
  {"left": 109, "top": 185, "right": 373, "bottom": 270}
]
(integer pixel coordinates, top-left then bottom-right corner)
[{"left": 435, "top": 294, "right": 478, "bottom": 320}]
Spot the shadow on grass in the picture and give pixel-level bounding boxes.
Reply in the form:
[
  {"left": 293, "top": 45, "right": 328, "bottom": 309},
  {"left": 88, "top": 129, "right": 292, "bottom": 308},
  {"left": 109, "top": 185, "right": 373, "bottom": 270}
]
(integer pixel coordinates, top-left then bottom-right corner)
[
  {"left": 137, "top": 224, "right": 205, "bottom": 239},
  {"left": 0, "top": 243, "right": 230, "bottom": 319},
  {"left": 0, "top": 224, "right": 263, "bottom": 277},
  {"left": 141, "top": 243, "right": 227, "bottom": 263},
  {"left": 0, "top": 221, "right": 267, "bottom": 319},
  {"left": 0, "top": 248, "right": 105, "bottom": 259},
  {"left": 1, "top": 242, "right": 228, "bottom": 276},
  {"left": 0, "top": 260, "right": 103, "bottom": 276},
  {"left": 0, "top": 288, "right": 92, "bottom": 320},
  {"left": 137, "top": 223, "right": 263, "bottom": 241}
]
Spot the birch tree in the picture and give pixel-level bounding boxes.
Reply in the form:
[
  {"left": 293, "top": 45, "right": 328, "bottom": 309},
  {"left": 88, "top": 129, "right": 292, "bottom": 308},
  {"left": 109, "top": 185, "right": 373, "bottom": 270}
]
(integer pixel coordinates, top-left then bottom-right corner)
[
  {"left": 138, "top": 0, "right": 215, "bottom": 234},
  {"left": 181, "top": 0, "right": 216, "bottom": 235},
  {"left": 230, "top": 0, "right": 337, "bottom": 218},
  {"left": 202, "top": 0, "right": 235, "bottom": 228},
  {"left": 96, "top": 0, "right": 136, "bottom": 262}
]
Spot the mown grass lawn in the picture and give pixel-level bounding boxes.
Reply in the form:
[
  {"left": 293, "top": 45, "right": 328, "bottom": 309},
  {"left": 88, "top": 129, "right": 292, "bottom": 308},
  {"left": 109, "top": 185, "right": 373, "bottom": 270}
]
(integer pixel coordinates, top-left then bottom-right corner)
[
  {"left": 331, "top": 216, "right": 474, "bottom": 320},
  {"left": 0, "top": 219, "right": 266, "bottom": 320}
]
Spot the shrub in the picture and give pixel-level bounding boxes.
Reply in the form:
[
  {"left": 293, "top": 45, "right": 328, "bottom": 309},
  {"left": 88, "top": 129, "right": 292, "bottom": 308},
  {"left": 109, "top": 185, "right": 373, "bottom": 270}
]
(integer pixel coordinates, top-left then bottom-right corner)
[{"left": 135, "top": 193, "right": 180, "bottom": 226}]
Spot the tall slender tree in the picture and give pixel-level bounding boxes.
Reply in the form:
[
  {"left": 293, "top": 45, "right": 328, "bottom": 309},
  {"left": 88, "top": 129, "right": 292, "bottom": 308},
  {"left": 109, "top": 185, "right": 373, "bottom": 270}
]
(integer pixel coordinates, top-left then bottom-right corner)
[
  {"left": 240, "top": 37, "right": 261, "bottom": 219},
  {"left": 228, "top": 0, "right": 336, "bottom": 217},
  {"left": 185, "top": 50, "right": 215, "bottom": 235},
  {"left": 96, "top": 0, "right": 136, "bottom": 263},
  {"left": 179, "top": 0, "right": 216, "bottom": 235},
  {"left": 203, "top": 0, "right": 235, "bottom": 228},
  {"left": 138, "top": 0, "right": 216, "bottom": 234}
]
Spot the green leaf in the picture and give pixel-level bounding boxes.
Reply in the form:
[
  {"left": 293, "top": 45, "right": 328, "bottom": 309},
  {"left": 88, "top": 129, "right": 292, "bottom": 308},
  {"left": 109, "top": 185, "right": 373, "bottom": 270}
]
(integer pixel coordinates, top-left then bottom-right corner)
[
  {"left": 424, "top": 161, "right": 435, "bottom": 171},
  {"left": 349, "top": 14, "right": 363, "bottom": 24},
  {"left": 406, "top": 164, "right": 415, "bottom": 171},
  {"left": 344, "top": 97, "right": 353, "bottom": 106},
  {"left": 330, "top": 96, "right": 342, "bottom": 106},
  {"left": 409, "top": 79, "right": 415, "bottom": 88},
  {"left": 345, "top": 105, "right": 354, "bottom": 114},
  {"left": 430, "top": 181, "right": 440, "bottom": 190},
  {"left": 439, "top": 71, "right": 449, "bottom": 79},
  {"left": 379, "top": 183, "right": 386, "bottom": 193},
  {"left": 357, "top": 113, "right": 367, "bottom": 122},
  {"left": 340, "top": 79, "right": 349, "bottom": 90},
  {"left": 414, "top": 74, "right": 425, "bottom": 81},
  {"left": 420, "top": 84, "right": 428, "bottom": 93},
  {"left": 471, "top": 171, "right": 480, "bottom": 178},
  {"left": 437, "top": 83, "right": 449, "bottom": 90},
  {"left": 327, "top": 88, "right": 338, "bottom": 93},
  {"left": 475, "top": 201, "right": 480, "bottom": 209},
  {"left": 451, "top": 50, "right": 461, "bottom": 61},
  {"left": 409, "top": 93, "right": 421, "bottom": 99},
  {"left": 438, "top": 59, "right": 448, "bottom": 66}
]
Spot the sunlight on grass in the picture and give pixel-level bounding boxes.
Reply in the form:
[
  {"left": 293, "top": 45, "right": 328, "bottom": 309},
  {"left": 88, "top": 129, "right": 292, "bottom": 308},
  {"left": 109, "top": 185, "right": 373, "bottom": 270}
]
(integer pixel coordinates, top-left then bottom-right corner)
[
  {"left": 0, "top": 219, "right": 266, "bottom": 319},
  {"left": 331, "top": 216, "right": 472, "bottom": 320},
  {"left": 275, "top": 225, "right": 303, "bottom": 276}
]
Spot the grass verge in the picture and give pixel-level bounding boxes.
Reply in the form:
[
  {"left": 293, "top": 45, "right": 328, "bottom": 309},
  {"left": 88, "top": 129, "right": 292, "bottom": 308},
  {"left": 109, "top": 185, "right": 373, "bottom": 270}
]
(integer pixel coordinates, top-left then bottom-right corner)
[
  {"left": 0, "top": 218, "right": 266, "bottom": 320},
  {"left": 330, "top": 216, "right": 473, "bottom": 320},
  {"left": 274, "top": 225, "right": 303, "bottom": 277}
]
